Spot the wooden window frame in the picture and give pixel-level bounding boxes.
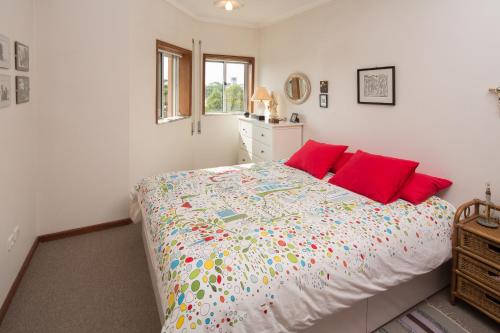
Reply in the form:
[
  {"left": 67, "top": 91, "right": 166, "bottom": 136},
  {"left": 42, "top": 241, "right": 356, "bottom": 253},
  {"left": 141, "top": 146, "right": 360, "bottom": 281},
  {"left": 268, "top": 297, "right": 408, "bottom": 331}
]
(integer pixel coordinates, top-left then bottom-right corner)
[
  {"left": 156, "top": 40, "right": 192, "bottom": 124},
  {"left": 202, "top": 54, "right": 255, "bottom": 115}
]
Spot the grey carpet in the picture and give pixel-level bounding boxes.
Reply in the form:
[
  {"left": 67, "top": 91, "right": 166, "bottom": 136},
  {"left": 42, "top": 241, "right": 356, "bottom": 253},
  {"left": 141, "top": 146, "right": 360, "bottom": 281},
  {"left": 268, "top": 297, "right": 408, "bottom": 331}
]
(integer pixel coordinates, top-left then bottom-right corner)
[
  {"left": 0, "top": 223, "right": 161, "bottom": 333},
  {"left": 1, "top": 224, "right": 496, "bottom": 333},
  {"left": 427, "top": 288, "right": 498, "bottom": 333}
]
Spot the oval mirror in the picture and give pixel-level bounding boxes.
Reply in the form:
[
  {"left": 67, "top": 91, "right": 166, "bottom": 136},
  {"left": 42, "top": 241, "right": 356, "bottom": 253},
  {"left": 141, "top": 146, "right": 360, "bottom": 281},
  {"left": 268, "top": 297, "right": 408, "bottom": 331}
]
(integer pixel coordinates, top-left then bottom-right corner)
[{"left": 284, "top": 73, "right": 311, "bottom": 105}]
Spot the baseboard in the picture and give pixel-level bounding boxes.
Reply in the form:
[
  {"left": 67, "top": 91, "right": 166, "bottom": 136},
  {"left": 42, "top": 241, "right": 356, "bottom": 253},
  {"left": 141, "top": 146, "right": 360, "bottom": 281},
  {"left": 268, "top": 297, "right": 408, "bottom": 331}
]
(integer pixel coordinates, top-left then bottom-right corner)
[
  {"left": 0, "top": 218, "right": 132, "bottom": 326},
  {"left": 38, "top": 218, "right": 132, "bottom": 242},
  {"left": 0, "top": 237, "right": 39, "bottom": 326}
]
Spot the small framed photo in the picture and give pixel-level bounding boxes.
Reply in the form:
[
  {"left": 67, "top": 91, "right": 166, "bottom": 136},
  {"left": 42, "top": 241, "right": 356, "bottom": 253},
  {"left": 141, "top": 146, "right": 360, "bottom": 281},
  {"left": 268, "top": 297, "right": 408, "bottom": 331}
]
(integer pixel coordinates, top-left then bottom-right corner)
[
  {"left": 15, "top": 41, "right": 29, "bottom": 72},
  {"left": 16, "top": 76, "right": 29, "bottom": 104},
  {"left": 320, "top": 80, "right": 328, "bottom": 93},
  {"left": 357, "top": 66, "right": 395, "bottom": 105},
  {"left": 0, "top": 35, "right": 10, "bottom": 69},
  {"left": 319, "top": 94, "right": 328, "bottom": 108},
  {"left": 290, "top": 112, "right": 299, "bottom": 123},
  {"left": 0, "top": 75, "right": 11, "bottom": 108}
]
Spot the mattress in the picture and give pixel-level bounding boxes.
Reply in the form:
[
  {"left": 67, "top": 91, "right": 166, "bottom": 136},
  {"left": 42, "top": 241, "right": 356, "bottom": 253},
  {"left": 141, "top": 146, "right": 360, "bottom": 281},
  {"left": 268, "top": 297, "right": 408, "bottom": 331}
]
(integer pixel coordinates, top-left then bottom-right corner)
[{"left": 135, "top": 161, "right": 455, "bottom": 333}]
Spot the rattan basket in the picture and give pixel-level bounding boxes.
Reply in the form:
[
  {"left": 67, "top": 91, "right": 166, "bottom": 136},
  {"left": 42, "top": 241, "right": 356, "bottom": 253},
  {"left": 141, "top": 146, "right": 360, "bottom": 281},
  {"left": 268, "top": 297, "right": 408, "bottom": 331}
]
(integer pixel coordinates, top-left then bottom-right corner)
[
  {"left": 458, "top": 253, "right": 500, "bottom": 290},
  {"left": 460, "top": 229, "right": 500, "bottom": 263},
  {"left": 457, "top": 276, "right": 500, "bottom": 319}
]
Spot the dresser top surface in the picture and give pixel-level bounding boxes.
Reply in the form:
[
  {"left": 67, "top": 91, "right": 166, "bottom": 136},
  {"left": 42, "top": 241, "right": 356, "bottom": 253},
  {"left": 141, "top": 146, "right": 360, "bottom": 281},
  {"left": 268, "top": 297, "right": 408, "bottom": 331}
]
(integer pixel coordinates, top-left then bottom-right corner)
[
  {"left": 461, "top": 218, "right": 500, "bottom": 244},
  {"left": 239, "top": 116, "right": 303, "bottom": 128}
]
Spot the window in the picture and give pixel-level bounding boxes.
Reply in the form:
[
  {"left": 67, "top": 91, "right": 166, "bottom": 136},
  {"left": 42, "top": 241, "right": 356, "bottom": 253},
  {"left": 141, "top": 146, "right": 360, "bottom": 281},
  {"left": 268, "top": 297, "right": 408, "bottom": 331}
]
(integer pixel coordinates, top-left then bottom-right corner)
[
  {"left": 203, "top": 54, "right": 254, "bottom": 114},
  {"left": 156, "top": 40, "right": 192, "bottom": 124}
]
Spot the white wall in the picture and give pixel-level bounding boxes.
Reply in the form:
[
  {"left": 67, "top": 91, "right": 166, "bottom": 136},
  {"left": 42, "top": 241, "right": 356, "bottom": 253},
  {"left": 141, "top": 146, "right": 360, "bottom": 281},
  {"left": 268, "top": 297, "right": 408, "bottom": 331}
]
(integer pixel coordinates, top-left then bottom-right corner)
[
  {"left": 259, "top": 0, "right": 500, "bottom": 205},
  {"left": 0, "top": 0, "right": 37, "bottom": 308},
  {"left": 35, "top": 0, "right": 130, "bottom": 235},
  {"left": 129, "top": 0, "right": 260, "bottom": 185},
  {"left": 193, "top": 22, "right": 260, "bottom": 170},
  {"left": 34, "top": 0, "right": 260, "bottom": 235}
]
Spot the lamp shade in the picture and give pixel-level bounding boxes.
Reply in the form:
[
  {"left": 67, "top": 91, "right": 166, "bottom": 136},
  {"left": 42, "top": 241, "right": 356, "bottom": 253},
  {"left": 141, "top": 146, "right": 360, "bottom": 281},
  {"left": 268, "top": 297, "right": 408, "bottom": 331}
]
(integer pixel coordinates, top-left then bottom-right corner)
[{"left": 251, "top": 87, "right": 272, "bottom": 101}]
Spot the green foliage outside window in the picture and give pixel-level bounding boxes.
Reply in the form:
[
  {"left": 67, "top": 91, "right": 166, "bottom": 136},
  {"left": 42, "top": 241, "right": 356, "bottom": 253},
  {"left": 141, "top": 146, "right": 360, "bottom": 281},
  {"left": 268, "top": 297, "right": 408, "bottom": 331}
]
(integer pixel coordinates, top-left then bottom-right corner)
[
  {"left": 163, "top": 81, "right": 168, "bottom": 112},
  {"left": 205, "top": 82, "right": 223, "bottom": 113},
  {"left": 225, "top": 84, "right": 244, "bottom": 112},
  {"left": 205, "top": 82, "right": 244, "bottom": 113}
]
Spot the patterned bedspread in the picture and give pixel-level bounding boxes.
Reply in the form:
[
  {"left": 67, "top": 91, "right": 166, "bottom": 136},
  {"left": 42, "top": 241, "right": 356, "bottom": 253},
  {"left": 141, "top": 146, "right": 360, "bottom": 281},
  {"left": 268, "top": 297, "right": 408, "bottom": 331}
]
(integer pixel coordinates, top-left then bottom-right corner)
[{"left": 136, "top": 162, "right": 455, "bottom": 333}]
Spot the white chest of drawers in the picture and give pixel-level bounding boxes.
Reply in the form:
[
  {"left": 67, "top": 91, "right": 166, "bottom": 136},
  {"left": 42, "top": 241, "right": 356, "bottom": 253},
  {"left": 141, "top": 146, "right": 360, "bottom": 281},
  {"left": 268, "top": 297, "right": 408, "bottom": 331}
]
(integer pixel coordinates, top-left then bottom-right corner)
[{"left": 238, "top": 117, "right": 303, "bottom": 164}]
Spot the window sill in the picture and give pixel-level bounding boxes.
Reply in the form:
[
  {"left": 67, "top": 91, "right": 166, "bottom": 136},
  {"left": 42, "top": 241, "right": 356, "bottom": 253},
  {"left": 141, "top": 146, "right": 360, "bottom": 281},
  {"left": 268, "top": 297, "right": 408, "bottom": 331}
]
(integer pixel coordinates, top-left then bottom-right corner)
[
  {"left": 203, "top": 112, "right": 245, "bottom": 117},
  {"left": 157, "top": 116, "right": 189, "bottom": 124}
]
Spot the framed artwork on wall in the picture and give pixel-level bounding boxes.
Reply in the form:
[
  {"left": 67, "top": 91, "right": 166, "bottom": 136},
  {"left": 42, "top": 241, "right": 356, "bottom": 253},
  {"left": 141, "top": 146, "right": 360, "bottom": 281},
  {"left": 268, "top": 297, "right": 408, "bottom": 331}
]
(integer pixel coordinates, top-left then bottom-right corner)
[
  {"left": 0, "top": 35, "right": 10, "bottom": 69},
  {"left": 357, "top": 66, "right": 395, "bottom": 105},
  {"left": 15, "top": 41, "right": 29, "bottom": 72},
  {"left": 320, "top": 80, "right": 328, "bottom": 93},
  {"left": 0, "top": 75, "right": 11, "bottom": 108},
  {"left": 15, "top": 76, "right": 29, "bottom": 104},
  {"left": 319, "top": 94, "right": 328, "bottom": 108}
]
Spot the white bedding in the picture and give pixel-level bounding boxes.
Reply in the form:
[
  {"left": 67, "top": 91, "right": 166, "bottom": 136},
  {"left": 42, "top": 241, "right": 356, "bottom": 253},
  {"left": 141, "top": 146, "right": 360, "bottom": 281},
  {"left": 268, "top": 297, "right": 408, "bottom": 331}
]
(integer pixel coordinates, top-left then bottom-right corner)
[{"left": 135, "top": 161, "right": 455, "bottom": 332}]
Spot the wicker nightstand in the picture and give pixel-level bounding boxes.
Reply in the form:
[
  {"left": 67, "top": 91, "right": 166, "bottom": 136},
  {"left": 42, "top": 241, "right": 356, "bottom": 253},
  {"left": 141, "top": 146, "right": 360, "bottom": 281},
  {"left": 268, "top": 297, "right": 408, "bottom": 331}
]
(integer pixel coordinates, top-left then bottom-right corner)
[{"left": 451, "top": 199, "right": 500, "bottom": 323}]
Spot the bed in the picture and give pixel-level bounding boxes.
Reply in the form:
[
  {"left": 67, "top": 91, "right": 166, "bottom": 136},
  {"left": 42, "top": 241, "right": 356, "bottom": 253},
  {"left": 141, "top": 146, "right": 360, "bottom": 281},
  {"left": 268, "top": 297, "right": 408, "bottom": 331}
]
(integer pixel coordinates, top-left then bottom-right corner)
[{"left": 134, "top": 161, "right": 455, "bottom": 333}]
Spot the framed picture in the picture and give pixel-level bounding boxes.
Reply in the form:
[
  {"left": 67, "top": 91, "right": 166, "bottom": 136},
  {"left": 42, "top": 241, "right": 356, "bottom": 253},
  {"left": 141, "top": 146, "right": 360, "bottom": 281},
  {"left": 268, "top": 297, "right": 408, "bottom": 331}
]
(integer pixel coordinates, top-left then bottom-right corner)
[
  {"left": 290, "top": 112, "right": 299, "bottom": 123},
  {"left": 357, "top": 66, "right": 395, "bottom": 105},
  {"left": 320, "top": 80, "right": 328, "bottom": 93},
  {"left": 0, "top": 35, "right": 10, "bottom": 69},
  {"left": 319, "top": 94, "right": 328, "bottom": 108},
  {"left": 0, "top": 75, "right": 11, "bottom": 108},
  {"left": 15, "top": 41, "right": 29, "bottom": 72},
  {"left": 15, "top": 76, "right": 29, "bottom": 104}
]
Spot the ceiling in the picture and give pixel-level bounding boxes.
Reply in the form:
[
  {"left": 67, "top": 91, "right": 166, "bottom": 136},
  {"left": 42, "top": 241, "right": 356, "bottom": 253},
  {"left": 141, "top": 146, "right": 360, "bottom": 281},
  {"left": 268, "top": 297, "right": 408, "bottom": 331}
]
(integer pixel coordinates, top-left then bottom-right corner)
[{"left": 163, "top": 0, "right": 333, "bottom": 28}]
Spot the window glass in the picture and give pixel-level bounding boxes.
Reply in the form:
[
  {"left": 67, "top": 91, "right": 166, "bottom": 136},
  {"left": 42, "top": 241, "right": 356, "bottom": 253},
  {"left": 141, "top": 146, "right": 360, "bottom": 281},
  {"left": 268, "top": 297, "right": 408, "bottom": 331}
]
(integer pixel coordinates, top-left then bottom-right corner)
[
  {"left": 225, "top": 63, "right": 246, "bottom": 113},
  {"left": 204, "top": 58, "right": 252, "bottom": 114},
  {"left": 205, "top": 61, "right": 224, "bottom": 113}
]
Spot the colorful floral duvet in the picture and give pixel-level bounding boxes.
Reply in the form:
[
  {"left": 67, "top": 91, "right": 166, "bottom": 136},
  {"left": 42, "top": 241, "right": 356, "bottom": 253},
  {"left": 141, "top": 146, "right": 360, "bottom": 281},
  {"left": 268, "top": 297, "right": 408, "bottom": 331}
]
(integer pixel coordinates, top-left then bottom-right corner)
[{"left": 136, "top": 162, "right": 455, "bottom": 333}]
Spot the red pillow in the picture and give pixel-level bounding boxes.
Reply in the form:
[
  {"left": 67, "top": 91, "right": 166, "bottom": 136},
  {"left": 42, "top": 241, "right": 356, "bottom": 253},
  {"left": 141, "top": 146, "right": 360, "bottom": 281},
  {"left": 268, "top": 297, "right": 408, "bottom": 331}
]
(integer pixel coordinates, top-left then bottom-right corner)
[
  {"left": 329, "top": 150, "right": 419, "bottom": 204},
  {"left": 285, "top": 140, "right": 348, "bottom": 179},
  {"left": 331, "top": 152, "right": 354, "bottom": 173},
  {"left": 400, "top": 173, "right": 452, "bottom": 205}
]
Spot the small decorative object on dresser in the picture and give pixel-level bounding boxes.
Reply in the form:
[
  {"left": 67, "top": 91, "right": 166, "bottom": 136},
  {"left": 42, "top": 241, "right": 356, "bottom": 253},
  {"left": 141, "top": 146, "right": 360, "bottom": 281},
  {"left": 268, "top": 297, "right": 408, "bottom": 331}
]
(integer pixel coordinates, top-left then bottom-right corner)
[
  {"left": 319, "top": 94, "right": 328, "bottom": 108},
  {"left": 251, "top": 86, "right": 279, "bottom": 123},
  {"left": 357, "top": 66, "right": 395, "bottom": 105},
  {"left": 451, "top": 199, "right": 500, "bottom": 323},
  {"left": 15, "top": 42, "right": 29, "bottom": 72},
  {"left": 238, "top": 117, "right": 303, "bottom": 164},
  {"left": 0, "top": 34, "right": 11, "bottom": 69},
  {"left": 290, "top": 112, "right": 299, "bottom": 123}
]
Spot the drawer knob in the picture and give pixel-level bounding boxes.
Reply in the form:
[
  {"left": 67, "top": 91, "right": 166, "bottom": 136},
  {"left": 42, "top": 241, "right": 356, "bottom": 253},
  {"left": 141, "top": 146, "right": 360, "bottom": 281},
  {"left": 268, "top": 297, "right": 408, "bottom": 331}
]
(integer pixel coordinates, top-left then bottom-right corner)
[
  {"left": 487, "top": 271, "right": 499, "bottom": 278},
  {"left": 488, "top": 243, "right": 500, "bottom": 254},
  {"left": 261, "top": 134, "right": 264, "bottom": 137},
  {"left": 485, "top": 294, "right": 500, "bottom": 306},
  {"left": 261, "top": 150, "right": 265, "bottom": 154}
]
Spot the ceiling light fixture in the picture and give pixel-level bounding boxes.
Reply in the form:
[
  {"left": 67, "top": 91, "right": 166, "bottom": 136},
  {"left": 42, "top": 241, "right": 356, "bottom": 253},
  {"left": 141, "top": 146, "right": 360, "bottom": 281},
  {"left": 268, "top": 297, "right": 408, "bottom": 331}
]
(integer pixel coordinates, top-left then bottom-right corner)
[{"left": 214, "top": 0, "right": 243, "bottom": 12}]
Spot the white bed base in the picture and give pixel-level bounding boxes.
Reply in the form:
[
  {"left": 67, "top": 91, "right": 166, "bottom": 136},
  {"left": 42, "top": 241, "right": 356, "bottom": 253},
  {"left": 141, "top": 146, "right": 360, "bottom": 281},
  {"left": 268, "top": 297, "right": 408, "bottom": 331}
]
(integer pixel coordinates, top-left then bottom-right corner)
[{"left": 142, "top": 221, "right": 450, "bottom": 333}]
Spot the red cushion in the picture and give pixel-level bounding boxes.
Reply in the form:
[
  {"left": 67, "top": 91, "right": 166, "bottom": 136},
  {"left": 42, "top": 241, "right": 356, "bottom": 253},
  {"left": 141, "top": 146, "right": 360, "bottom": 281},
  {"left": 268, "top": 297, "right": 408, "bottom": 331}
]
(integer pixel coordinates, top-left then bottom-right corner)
[
  {"left": 331, "top": 152, "right": 354, "bottom": 173},
  {"left": 400, "top": 173, "right": 452, "bottom": 205},
  {"left": 285, "top": 140, "right": 348, "bottom": 179},
  {"left": 329, "top": 150, "right": 419, "bottom": 204}
]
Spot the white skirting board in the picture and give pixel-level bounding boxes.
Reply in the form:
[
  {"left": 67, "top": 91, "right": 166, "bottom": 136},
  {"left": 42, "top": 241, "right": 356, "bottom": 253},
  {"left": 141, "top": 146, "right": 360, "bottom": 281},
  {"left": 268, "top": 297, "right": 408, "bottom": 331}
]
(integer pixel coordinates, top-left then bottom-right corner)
[{"left": 142, "top": 221, "right": 450, "bottom": 332}]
